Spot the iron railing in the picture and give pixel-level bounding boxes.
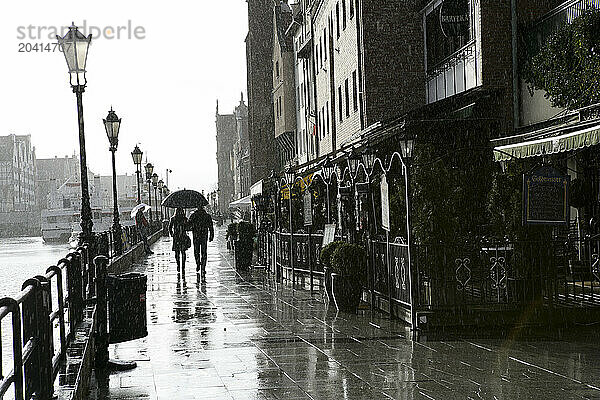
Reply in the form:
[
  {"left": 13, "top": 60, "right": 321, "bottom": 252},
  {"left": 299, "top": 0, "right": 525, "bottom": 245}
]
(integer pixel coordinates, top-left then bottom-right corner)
[
  {"left": 0, "top": 222, "right": 161, "bottom": 400},
  {"left": 525, "top": 0, "right": 600, "bottom": 57},
  {"left": 258, "top": 230, "right": 600, "bottom": 318},
  {"left": 414, "top": 237, "right": 600, "bottom": 309},
  {"left": 0, "top": 243, "right": 92, "bottom": 400}
]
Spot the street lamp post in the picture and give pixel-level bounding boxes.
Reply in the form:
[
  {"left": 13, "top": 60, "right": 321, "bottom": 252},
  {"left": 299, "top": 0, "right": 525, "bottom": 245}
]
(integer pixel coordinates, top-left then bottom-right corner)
[
  {"left": 152, "top": 173, "right": 159, "bottom": 223},
  {"left": 104, "top": 108, "right": 123, "bottom": 256},
  {"left": 399, "top": 136, "right": 416, "bottom": 328},
  {"left": 321, "top": 158, "right": 335, "bottom": 224},
  {"left": 57, "top": 23, "right": 94, "bottom": 246},
  {"left": 131, "top": 145, "right": 143, "bottom": 203},
  {"left": 347, "top": 148, "right": 362, "bottom": 242},
  {"left": 163, "top": 186, "right": 170, "bottom": 219},
  {"left": 284, "top": 167, "right": 296, "bottom": 286},
  {"left": 144, "top": 163, "right": 154, "bottom": 222},
  {"left": 158, "top": 179, "right": 164, "bottom": 221}
]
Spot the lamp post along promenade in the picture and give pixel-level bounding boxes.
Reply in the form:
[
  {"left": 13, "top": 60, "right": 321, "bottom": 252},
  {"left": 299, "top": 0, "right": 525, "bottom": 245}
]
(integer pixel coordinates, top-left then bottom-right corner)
[
  {"left": 132, "top": 145, "right": 143, "bottom": 204},
  {"left": 56, "top": 23, "right": 94, "bottom": 246},
  {"left": 145, "top": 163, "right": 154, "bottom": 222},
  {"left": 158, "top": 179, "right": 164, "bottom": 221},
  {"left": 152, "top": 173, "right": 159, "bottom": 223},
  {"left": 285, "top": 167, "right": 295, "bottom": 285},
  {"left": 104, "top": 108, "right": 123, "bottom": 256}
]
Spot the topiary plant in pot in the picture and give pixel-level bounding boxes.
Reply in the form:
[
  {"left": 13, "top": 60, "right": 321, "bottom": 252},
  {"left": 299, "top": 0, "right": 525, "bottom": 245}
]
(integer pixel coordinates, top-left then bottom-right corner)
[
  {"left": 330, "top": 243, "right": 366, "bottom": 312},
  {"left": 320, "top": 241, "right": 345, "bottom": 301},
  {"left": 235, "top": 221, "right": 256, "bottom": 270}
]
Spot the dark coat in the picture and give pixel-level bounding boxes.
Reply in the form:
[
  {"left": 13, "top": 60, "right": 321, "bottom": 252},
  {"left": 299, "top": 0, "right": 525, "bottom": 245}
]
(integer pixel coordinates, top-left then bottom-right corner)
[
  {"left": 187, "top": 209, "right": 214, "bottom": 242},
  {"left": 169, "top": 213, "right": 190, "bottom": 251}
]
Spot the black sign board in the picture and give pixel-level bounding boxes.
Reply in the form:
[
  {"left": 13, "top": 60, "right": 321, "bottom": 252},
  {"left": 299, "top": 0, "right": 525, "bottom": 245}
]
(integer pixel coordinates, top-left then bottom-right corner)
[
  {"left": 523, "top": 165, "right": 570, "bottom": 225},
  {"left": 440, "top": 0, "right": 470, "bottom": 38}
]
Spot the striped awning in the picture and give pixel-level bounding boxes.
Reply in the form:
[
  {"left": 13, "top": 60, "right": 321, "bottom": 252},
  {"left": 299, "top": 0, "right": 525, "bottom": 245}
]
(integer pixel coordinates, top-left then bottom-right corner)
[
  {"left": 494, "top": 124, "right": 600, "bottom": 162},
  {"left": 229, "top": 195, "right": 251, "bottom": 210},
  {"left": 276, "top": 131, "right": 296, "bottom": 155}
]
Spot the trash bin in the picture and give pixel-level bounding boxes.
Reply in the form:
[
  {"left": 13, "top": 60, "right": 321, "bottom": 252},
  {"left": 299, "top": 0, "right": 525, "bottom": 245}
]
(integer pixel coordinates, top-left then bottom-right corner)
[{"left": 107, "top": 272, "right": 148, "bottom": 344}]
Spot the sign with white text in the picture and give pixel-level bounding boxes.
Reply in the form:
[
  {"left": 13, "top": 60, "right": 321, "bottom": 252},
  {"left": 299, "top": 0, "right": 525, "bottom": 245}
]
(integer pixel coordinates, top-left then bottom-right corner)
[
  {"left": 303, "top": 191, "right": 313, "bottom": 226},
  {"left": 322, "top": 224, "right": 336, "bottom": 246},
  {"left": 523, "top": 165, "right": 570, "bottom": 225},
  {"left": 381, "top": 175, "right": 390, "bottom": 231}
]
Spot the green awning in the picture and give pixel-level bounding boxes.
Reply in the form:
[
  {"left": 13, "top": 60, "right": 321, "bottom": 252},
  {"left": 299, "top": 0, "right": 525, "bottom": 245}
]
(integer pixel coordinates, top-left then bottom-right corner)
[{"left": 494, "top": 124, "right": 600, "bottom": 161}]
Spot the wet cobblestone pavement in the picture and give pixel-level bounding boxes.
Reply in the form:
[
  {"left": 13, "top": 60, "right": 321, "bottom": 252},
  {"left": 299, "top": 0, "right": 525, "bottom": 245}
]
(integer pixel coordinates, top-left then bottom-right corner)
[{"left": 91, "top": 227, "right": 600, "bottom": 399}]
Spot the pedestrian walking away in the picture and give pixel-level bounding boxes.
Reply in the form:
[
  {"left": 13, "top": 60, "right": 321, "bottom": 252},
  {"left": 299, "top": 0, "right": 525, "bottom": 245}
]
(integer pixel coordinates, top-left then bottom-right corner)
[
  {"left": 169, "top": 207, "right": 190, "bottom": 276},
  {"left": 135, "top": 208, "right": 153, "bottom": 254},
  {"left": 187, "top": 205, "right": 214, "bottom": 281}
]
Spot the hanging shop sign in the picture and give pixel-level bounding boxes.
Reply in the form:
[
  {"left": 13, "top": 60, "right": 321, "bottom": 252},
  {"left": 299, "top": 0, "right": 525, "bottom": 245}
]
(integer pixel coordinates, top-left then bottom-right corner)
[
  {"left": 522, "top": 165, "right": 570, "bottom": 225},
  {"left": 322, "top": 223, "right": 336, "bottom": 246},
  {"left": 381, "top": 174, "right": 390, "bottom": 231},
  {"left": 303, "top": 190, "right": 313, "bottom": 226},
  {"left": 440, "top": 0, "right": 470, "bottom": 38},
  {"left": 281, "top": 173, "right": 314, "bottom": 200}
]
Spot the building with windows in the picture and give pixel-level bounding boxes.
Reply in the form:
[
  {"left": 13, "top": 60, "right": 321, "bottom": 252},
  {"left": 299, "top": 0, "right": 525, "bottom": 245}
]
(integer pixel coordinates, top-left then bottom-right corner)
[
  {"left": 272, "top": 0, "right": 298, "bottom": 168},
  {"left": 291, "top": 0, "right": 318, "bottom": 164},
  {"left": 215, "top": 95, "right": 252, "bottom": 214},
  {"left": 0, "top": 134, "right": 37, "bottom": 236},
  {"left": 234, "top": 94, "right": 251, "bottom": 198},
  {"left": 36, "top": 154, "right": 80, "bottom": 210},
  {"left": 215, "top": 101, "right": 237, "bottom": 215},
  {"left": 309, "top": 0, "right": 425, "bottom": 156},
  {"left": 247, "top": 0, "right": 278, "bottom": 184},
  {"left": 0, "top": 134, "right": 36, "bottom": 212}
]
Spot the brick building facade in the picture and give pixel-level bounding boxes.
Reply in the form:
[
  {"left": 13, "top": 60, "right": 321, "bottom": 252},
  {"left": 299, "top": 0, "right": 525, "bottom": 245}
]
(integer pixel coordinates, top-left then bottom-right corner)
[
  {"left": 215, "top": 102, "right": 236, "bottom": 215},
  {"left": 272, "top": 1, "right": 298, "bottom": 168},
  {"left": 0, "top": 134, "right": 36, "bottom": 212},
  {"left": 215, "top": 95, "right": 252, "bottom": 214},
  {"left": 247, "top": 0, "right": 278, "bottom": 184}
]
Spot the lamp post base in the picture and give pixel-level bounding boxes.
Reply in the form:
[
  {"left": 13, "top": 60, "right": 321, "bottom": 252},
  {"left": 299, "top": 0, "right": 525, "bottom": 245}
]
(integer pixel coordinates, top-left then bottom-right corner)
[
  {"left": 107, "top": 358, "right": 137, "bottom": 371},
  {"left": 78, "top": 231, "right": 96, "bottom": 249},
  {"left": 112, "top": 223, "right": 123, "bottom": 256}
]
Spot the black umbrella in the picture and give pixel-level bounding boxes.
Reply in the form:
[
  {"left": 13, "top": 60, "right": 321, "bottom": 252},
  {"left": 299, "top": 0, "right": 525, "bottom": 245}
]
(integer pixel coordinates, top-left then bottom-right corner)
[{"left": 161, "top": 189, "right": 208, "bottom": 209}]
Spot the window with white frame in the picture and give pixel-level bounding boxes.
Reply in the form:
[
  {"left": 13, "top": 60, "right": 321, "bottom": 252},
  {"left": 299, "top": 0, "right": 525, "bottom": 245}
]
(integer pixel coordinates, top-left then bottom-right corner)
[{"left": 424, "top": 0, "right": 479, "bottom": 104}]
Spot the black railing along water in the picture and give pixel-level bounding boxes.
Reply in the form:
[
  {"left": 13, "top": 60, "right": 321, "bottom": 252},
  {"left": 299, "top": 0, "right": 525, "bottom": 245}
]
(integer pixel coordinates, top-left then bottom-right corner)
[{"left": 0, "top": 222, "right": 160, "bottom": 400}]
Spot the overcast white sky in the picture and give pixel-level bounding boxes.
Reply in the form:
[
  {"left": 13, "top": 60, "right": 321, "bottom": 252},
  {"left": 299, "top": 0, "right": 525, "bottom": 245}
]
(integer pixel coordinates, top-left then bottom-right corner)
[{"left": 0, "top": 0, "right": 248, "bottom": 193}]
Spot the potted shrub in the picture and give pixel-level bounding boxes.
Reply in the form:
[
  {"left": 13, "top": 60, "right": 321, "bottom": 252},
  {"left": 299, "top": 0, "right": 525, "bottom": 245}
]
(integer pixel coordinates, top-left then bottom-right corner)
[
  {"left": 226, "top": 222, "right": 238, "bottom": 251},
  {"left": 235, "top": 221, "right": 256, "bottom": 270},
  {"left": 320, "top": 241, "right": 345, "bottom": 301},
  {"left": 330, "top": 243, "right": 366, "bottom": 312}
]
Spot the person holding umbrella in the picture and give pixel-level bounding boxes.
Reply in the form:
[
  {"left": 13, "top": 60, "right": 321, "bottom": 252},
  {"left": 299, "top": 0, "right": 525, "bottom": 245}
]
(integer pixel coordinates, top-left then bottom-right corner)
[
  {"left": 187, "top": 205, "right": 214, "bottom": 281},
  {"left": 162, "top": 189, "right": 210, "bottom": 278},
  {"left": 132, "top": 204, "right": 153, "bottom": 255},
  {"left": 169, "top": 207, "right": 191, "bottom": 276}
]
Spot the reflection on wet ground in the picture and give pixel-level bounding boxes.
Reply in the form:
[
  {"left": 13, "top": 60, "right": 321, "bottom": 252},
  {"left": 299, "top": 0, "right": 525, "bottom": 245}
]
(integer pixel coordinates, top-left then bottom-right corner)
[{"left": 90, "top": 228, "right": 600, "bottom": 399}]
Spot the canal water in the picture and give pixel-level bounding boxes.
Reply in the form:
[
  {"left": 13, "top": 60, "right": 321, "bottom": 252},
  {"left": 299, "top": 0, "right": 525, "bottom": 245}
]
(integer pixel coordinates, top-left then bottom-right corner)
[
  {"left": 0, "top": 236, "right": 70, "bottom": 298},
  {"left": 0, "top": 236, "right": 69, "bottom": 398}
]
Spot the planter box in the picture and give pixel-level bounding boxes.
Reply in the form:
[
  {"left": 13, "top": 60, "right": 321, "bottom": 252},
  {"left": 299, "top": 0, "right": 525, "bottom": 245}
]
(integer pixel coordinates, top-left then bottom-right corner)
[
  {"left": 234, "top": 239, "right": 253, "bottom": 270},
  {"left": 331, "top": 273, "right": 362, "bottom": 313}
]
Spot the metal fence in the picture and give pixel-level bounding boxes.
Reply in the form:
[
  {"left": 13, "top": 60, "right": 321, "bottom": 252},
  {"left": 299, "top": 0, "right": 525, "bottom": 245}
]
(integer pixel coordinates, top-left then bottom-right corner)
[
  {"left": 414, "top": 237, "right": 600, "bottom": 309},
  {"left": 258, "top": 230, "right": 600, "bottom": 319},
  {"left": 370, "top": 241, "right": 411, "bottom": 309},
  {"left": 0, "top": 223, "right": 160, "bottom": 400},
  {"left": 0, "top": 243, "right": 92, "bottom": 400}
]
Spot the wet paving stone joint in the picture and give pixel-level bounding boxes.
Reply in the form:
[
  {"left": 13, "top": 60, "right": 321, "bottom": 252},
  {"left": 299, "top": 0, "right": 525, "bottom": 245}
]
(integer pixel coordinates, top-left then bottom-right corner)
[{"left": 89, "top": 228, "right": 600, "bottom": 400}]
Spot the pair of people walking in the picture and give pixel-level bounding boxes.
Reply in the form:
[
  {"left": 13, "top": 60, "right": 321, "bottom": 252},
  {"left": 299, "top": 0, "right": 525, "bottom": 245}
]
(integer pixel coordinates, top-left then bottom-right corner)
[{"left": 168, "top": 206, "right": 214, "bottom": 281}]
